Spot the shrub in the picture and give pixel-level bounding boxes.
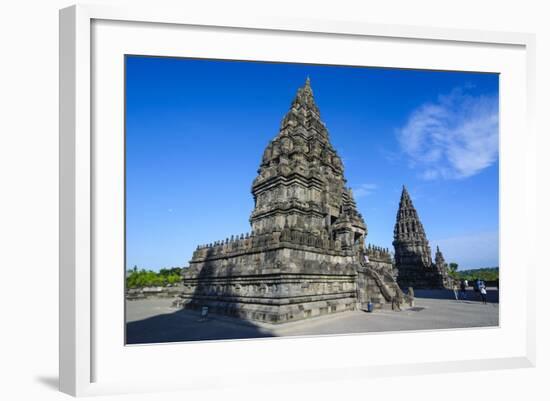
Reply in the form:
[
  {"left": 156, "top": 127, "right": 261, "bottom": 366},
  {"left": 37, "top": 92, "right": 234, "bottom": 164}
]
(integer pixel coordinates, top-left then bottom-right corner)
[{"left": 126, "top": 267, "right": 182, "bottom": 288}]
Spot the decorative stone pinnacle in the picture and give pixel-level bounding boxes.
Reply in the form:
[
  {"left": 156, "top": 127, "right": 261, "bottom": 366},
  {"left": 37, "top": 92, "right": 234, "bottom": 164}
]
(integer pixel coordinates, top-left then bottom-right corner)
[
  {"left": 295, "top": 76, "right": 315, "bottom": 105},
  {"left": 401, "top": 185, "right": 410, "bottom": 199}
]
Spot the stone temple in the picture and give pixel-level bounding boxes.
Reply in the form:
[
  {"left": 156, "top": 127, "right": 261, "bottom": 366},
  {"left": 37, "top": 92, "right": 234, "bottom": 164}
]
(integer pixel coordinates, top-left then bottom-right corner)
[
  {"left": 393, "top": 186, "right": 450, "bottom": 289},
  {"left": 175, "top": 78, "right": 404, "bottom": 323}
]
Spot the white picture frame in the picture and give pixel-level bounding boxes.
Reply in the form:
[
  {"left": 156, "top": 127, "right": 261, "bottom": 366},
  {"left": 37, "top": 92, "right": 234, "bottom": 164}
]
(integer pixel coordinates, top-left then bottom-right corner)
[{"left": 59, "top": 4, "right": 536, "bottom": 397}]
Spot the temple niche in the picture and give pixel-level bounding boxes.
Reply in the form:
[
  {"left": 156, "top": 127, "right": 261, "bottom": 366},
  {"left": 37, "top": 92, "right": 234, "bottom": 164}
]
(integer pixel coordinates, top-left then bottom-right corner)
[
  {"left": 392, "top": 186, "right": 450, "bottom": 289},
  {"left": 174, "top": 78, "right": 404, "bottom": 323}
]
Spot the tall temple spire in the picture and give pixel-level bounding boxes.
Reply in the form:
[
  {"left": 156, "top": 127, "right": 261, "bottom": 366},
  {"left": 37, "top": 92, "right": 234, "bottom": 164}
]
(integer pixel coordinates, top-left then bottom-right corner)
[
  {"left": 393, "top": 185, "right": 449, "bottom": 289},
  {"left": 394, "top": 186, "right": 428, "bottom": 243},
  {"left": 250, "top": 79, "right": 365, "bottom": 248}
]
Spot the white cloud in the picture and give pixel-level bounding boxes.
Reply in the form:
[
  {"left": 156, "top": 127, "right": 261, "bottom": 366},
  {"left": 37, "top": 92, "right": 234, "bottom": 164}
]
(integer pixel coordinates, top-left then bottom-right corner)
[
  {"left": 398, "top": 88, "right": 498, "bottom": 180},
  {"left": 353, "top": 183, "right": 378, "bottom": 198}
]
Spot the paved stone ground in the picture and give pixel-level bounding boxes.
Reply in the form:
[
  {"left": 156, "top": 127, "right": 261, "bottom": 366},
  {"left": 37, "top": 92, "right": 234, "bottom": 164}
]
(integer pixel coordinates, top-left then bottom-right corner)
[{"left": 126, "top": 288, "right": 499, "bottom": 344}]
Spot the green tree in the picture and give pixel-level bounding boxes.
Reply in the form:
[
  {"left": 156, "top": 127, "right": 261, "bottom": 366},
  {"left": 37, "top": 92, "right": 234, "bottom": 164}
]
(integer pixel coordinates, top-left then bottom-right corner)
[
  {"left": 455, "top": 267, "right": 499, "bottom": 282},
  {"left": 447, "top": 262, "right": 459, "bottom": 279},
  {"left": 126, "top": 267, "right": 182, "bottom": 289}
]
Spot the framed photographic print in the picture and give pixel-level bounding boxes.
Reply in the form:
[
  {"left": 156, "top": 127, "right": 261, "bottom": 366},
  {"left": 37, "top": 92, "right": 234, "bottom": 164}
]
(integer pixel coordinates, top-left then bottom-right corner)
[
  {"left": 124, "top": 57, "right": 500, "bottom": 344},
  {"left": 59, "top": 4, "right": 536, "bottom": 397}
]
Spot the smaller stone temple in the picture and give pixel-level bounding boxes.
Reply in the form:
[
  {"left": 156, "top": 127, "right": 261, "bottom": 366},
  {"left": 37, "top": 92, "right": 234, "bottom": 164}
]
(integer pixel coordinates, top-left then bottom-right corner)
[
  {"left": 393, "top": 186, "right": 450, "bottom": 289},
  {"left": 434, "top": 246, "right": 447, "bottom": 275}
]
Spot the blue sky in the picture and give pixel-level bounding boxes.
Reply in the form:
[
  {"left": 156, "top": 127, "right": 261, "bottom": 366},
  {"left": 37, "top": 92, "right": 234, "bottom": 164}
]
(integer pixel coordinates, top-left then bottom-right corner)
[{"left": 126, "top": 56, "right": 499, "bottom": 271}]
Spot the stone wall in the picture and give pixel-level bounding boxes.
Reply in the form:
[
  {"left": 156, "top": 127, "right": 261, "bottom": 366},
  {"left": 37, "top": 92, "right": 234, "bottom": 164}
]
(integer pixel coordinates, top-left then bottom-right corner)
[
  {"left": 191, "top": 226, "right": 350, "bottom": 261},
  {"left": 175, "top": 243, "right": 358, "bottom": 324},
  {"left": 126, "top": 285, "right": 183, "bottom": 300}
]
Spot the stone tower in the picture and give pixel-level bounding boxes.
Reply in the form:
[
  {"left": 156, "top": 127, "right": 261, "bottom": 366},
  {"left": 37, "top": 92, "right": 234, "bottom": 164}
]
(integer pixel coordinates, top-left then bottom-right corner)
[
  {"left": 250, "top": 77, "right": 366, "bottom": 249},
  {"left": 434, "top": 246, "right": 451, "bottom": 287},
  {"left": 175, "top": 79, "right": 403, "bottom": 323},
  {"left": 434, "top": 246, "right": 446, "bottom": 270},
  {"left": 393, "top": 186, "right": 447, "bottom": 288}
]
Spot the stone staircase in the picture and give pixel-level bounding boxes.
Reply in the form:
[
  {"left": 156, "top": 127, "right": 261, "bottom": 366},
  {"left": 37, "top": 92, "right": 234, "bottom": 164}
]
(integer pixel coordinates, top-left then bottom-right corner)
[{"left": 359, "top": 265, "right": 406, "bottom": 310}]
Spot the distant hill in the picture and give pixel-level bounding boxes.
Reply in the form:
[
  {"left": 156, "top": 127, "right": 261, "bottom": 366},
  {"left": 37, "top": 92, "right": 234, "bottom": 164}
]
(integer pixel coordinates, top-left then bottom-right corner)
[{"left": 455, "top": 267, "right": 498, "bottom": 281}]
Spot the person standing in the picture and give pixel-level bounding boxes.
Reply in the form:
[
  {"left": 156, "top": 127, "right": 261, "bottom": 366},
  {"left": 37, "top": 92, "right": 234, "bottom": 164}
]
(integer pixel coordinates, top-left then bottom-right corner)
[
  {"left": 475, "top": 278, "right": 481, "bottom": 293},
  {"left": 452, "top": 282, "right": 459, "bottom": 301},
  {"left": 480, "top": 282, "right": 487, "bottom": 304},
  {"left": 407, "top": 287, "right": 415, "bottom": 307},
  {"left": 460, "top": 279, "right": 467, "bottom": 300}
]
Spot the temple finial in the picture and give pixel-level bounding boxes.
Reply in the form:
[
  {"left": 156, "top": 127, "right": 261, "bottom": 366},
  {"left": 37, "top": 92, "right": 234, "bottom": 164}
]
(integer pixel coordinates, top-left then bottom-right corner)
[
  {"left": 400, "top": 185, "right": 411, "bottom": 201},
  {"left": 283, "top": 75, "right": 318, "bottom": 117}
]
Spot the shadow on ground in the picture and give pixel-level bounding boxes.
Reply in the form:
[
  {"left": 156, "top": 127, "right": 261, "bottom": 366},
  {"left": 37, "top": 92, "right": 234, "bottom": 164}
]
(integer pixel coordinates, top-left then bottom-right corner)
[
  {"left": 35, "top": 376, "right": 58, "bottom": 391},
  {"left": 413, "top": 288, "right": 499, "bottom": 303},
  {"left": 126, "top": 290, "right": 500, "bottom": 345},
  {"left": 126, "top": 308, "right": 274, "bottom": 344}
]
